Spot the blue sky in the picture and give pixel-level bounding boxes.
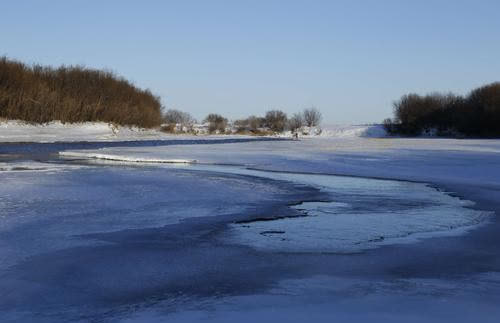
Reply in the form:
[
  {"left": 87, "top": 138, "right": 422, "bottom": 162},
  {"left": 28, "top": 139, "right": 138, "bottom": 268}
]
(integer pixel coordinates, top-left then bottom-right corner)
[{"left": 2, "top": 0, "right": 499, "bottom": 123}]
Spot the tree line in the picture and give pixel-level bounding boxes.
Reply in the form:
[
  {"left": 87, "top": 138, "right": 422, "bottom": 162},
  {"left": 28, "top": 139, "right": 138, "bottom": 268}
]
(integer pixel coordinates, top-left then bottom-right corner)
[
  {"left": 0, "top": 57, "right": 163, "bottom": 128},
  {"left": 1, "top": 57, "right": 323, "bottom": 133},
  {"left": 384, "top": 82, "right": 500, "bottom": 137},
  {"left": 162, "top": 107, "right": 322, "bottom": 134}
]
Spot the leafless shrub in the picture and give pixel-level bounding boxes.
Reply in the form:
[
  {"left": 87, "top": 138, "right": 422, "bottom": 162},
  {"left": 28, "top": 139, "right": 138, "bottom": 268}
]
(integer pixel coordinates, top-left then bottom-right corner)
[
  {"left": 303, "top": 107, "right": 322, "bottom": 127},
  {"left": 163, "top": 109, "right": 195, "bottom": 126},
  {"left": 234, "top": 115, "right": 265, "bottom": 133},
  {"left": 160, "top": 124, "right": 176, "bottom": 133},
  {"left": 264, "top": 110, "right": 288, "bottom": 132},
  {"left": 204, "top": 113, "right": 228, "bottom": 133},
  {"left": 288, "top": 113, "right": 303, "bottom": 132}
]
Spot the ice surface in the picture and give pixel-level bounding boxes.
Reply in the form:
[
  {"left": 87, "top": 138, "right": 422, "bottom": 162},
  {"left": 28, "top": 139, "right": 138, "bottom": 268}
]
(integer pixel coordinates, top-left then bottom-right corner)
[
  {"left": 152, "top": 272, "right": 500, "bottom": 323},
  {"left": 1, "top": 135, "right": 500, "bottom": 322},
  {"left": 0, "top": 161, "right": 321, "bottom": 322},
  {"left": 60, "top": 135, "right": 500, "bottom": 189},
  {"left": 230, "top": 200, "right": 488, "bottom": 253},
  {"left": 156, "top": 165, "right": 491, "bottom": 253},
  {"left": 0, "top": 165, "right": 296, "bottom": 271},
  {"left": 56, "top": 137, "right": 498, "bottom": 254},
  {"left": 0, "top": 160, "right": 82, "bottom": 172}
]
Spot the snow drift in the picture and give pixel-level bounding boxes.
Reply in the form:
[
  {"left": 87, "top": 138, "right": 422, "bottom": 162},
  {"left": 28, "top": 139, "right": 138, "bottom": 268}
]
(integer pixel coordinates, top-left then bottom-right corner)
[{"left": 317, "top": 124, "right": 387, "bottom": 138}]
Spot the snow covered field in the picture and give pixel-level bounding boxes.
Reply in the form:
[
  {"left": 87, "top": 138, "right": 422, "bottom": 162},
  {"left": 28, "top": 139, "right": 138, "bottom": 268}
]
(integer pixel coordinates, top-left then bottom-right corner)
[
  {"left": 0, "top": 120, "right": 238, "bottom": 142},
  {"left": 0, "top": 119, "right": 386, "bottom": 142},
  {"left": 1, "top": 128, "right": 500, "bottom": 322}
]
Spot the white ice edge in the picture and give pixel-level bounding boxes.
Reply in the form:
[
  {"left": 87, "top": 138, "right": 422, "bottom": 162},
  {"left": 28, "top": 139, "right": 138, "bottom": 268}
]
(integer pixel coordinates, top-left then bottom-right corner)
[{"left": 59, "top": 151, "right": 197, "bottom": 164}]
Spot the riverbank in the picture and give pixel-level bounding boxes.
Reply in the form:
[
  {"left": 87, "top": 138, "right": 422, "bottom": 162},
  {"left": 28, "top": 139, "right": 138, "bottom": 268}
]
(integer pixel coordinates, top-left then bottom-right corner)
[{"left": 0, "top": 120, "right": 386, "bottom": 143}]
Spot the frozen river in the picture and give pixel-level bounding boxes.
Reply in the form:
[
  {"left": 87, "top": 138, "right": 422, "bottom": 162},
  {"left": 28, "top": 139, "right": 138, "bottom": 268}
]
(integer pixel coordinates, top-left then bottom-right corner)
[{"left": 1, "top": 137, "right": 500, "bottom": 322}]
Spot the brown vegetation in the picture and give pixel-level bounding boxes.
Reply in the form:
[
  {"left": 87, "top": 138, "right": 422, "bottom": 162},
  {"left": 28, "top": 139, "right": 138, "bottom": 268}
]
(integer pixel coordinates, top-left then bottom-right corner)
[
  {"left": 303, "top": 107, "right": 322, "bottom": 127},
  {"left": 234, "top": 115, "right": 266, "bottom": 134},
  {"left": 384, "top": 82, "right": 500, "bottom": 137},
  {"left": 264, "top": 110, "right": 288, "bottom": 132},
  {"left": 288, "top": 112, "right": 304, "bottom": 132},
  {"left": 161, "top": 109, "right": 196, "bottom": 133},
  {"left": 204, "top": 113, "right": 228, "bottom": 133},
  {"left": 0, "top": 57, "right": 163, "bottom": 128}
]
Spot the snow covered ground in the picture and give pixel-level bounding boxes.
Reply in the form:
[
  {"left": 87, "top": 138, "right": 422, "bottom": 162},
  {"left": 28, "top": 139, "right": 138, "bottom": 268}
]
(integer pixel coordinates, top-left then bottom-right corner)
[
  {"left": 0, "top": 120, "right": 234, "bottom": 142},
  {"left": 1, "top": 132, "right": 500, "bottom": 322},
  {"left": 303, "top": 123, "right": 387, "bottom": 138},
  {"left": 0, "top": 120, "right": 151, "bottom": 142},
  {"left": 0, "top": 119, "right": 386, "bottom": 142}
]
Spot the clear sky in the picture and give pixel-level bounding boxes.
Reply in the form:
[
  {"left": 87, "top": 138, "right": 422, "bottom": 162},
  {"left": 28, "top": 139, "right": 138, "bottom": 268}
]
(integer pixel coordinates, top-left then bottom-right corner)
[{"left": 2, "top": 0, "right": 499, "bottom": 124}]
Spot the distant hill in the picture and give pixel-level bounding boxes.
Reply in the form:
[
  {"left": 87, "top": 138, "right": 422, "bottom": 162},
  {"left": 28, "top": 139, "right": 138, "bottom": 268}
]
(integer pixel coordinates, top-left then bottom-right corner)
[{"left": 0, "top": 57, "right": 163, "bottom": 128}]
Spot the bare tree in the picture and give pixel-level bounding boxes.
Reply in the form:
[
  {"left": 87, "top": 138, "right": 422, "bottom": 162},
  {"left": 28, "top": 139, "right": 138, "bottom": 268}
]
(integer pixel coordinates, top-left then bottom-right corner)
[
  {"left": 288, "top": 112, "right": 303, "bottom": 132},
  {"left": 264, "top": 110, "right": 288, "bottom": 132},
  {"left": 163, "top": 109, "right": 195, "bottom": 126},
  {"left": 234, "top": 115, "right": 265, "bottom": 133},
  {"left": 247, "top": 115, "right": 265, "bottom": 132},
  {"left": 204, "top": 113, "right": 228, "bottom": 133},
  {"left": 303, "top": 107, "right": 322, "bottom": 127}
]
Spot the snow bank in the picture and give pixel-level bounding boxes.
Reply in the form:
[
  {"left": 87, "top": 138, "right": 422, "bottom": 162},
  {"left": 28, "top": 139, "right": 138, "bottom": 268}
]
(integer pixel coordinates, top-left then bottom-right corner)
[
  {"left": 0, "top": 119, "right": 387, "bottom": 143},
  {"left": 317, "top": 124, "right": 387, "bottom": 138},
  {"left": 276, "top": 124, "right": 387, "bottom": 139},
  {"left": 0, "top": 120, "right": 170, "bottom": 143}
]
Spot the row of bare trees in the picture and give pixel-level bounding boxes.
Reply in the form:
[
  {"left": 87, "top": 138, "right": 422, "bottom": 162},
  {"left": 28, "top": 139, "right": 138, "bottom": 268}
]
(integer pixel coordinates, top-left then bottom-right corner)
[
  {"left": 0, "top": 57, "right": 163, "bottom": 127},
  {"left": 0, "top": 56, "right": 323, "bottom": 134},
  {"left": 161, "top": 110, "right": 228, "bottom": 134},
  {"left": 161, "top": 107, "right": 322, "bottom": 134},
  {"left": 233, "top": 107, "right": 322, "bottom": 134},
  {"left": 384, "top": 82, "right": 500, "bottom": 137}
]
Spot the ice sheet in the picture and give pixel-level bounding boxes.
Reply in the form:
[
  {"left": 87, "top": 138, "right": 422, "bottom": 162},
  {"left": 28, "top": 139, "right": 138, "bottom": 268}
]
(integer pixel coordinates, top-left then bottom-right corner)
[
  {"left": 59, "top": 136, "right": 500, "bottom": 188},
  {"left": 2, "top": 135, "right": 500, "bottom": 322},
  {"left": 0, "top": 165, "right": 296, "bottom": 270},
  {"left": 159, "top": 165, "right": 491, "bottom": 253}
]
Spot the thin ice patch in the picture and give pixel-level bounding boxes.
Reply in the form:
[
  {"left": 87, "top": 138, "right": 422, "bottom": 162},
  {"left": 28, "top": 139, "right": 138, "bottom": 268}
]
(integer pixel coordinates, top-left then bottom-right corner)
[{"left": 223, "top": 172, "right": 491, "bottom": 253}]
